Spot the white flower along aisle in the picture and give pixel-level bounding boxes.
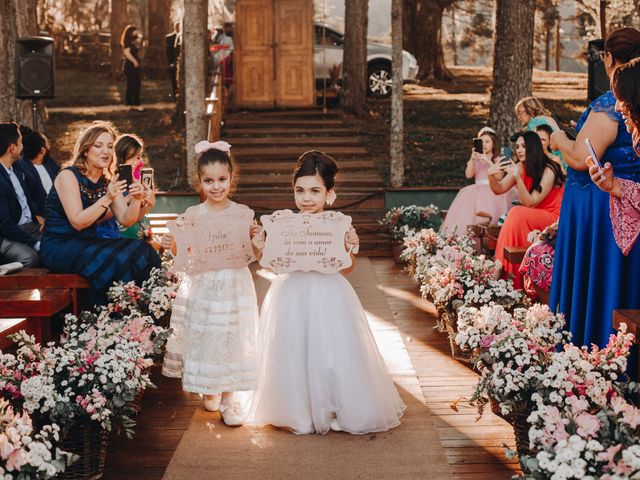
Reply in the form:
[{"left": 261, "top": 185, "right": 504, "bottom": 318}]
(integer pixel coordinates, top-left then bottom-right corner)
[
  {"left": 385, "top": 207, "right": 640, "bottom": 478},
  {"left": 0, "top": 265, "right": 179, "bottom": 479}
]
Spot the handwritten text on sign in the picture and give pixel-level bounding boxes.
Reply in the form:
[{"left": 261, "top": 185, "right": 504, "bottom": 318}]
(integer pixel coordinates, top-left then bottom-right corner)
[
  {"left": 167, "top": 205, "right": 256, "bottom": 273},
  {"left": 260, "top": 210, "right": 352, "bottom": 274}
]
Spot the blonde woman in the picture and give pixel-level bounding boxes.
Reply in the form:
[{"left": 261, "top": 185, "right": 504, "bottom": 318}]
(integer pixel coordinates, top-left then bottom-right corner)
[
  {"left": 515, "top": 97, "right": 560, "bottom": 132},
  {"left": 40, "top": 121, "right": 160, "bottom": 304}
]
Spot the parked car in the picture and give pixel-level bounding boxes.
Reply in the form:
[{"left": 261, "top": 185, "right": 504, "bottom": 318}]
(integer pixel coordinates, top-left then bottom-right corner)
[
  {"left": 314, "top": 23, "right": 419, "bottom": 98},
  {"left": 210, "top": 22, "right": 419, "bottom": 99}
]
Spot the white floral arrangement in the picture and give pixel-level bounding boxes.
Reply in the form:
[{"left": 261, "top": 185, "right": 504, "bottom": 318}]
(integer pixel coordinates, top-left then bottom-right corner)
[
  {"left": 520, "top": 326, "right": 638, "bottom": 480},
  {"left": 459, "top": 304, "right": 569, "bottom": 417},
  {"left": 379, "top": 205, "right": 441, "bottom": 240},
  {"left": 0, "top": 398, "right": 75, "bottom": 479}
]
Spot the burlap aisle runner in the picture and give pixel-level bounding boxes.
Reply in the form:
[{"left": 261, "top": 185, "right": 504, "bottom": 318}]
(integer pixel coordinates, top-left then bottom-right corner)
[{"left": 162, "top": 258, "right": 451, "bottom": 480}]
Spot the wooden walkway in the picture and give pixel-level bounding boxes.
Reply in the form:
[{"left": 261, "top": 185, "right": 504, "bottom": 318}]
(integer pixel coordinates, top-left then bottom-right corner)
[{"left": 103, "top": 258, "right": 519, "bottom": 479}]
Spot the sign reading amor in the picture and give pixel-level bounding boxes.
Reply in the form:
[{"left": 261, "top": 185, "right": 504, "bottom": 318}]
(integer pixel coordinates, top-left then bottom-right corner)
[
  {"left": 260, "top": 210, "right": 353, "bottom": 274},
  {"left": 167, "top": 206, "right": 256, "bottom": 273}
]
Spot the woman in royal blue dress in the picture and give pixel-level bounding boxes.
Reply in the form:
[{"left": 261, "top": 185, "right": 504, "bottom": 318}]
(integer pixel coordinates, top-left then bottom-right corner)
[
  {"left": 549, "top": 27, "right": 640, "bottom": 349},
  {"left": 41, "top": 121, "right": 160, "bottom": 305}
]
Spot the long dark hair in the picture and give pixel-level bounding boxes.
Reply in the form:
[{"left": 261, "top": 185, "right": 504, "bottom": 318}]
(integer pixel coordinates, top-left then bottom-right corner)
[
  {"left": 120, "top": 25, "right": 137, "bottom": 49},
  {"left": 293, "top": 150, "right": 339, "bottom": 189},
  {"left": 516, "top": 131, "right": 565, "bottom": 193},
  {"left": 612, "top": 57, "right": 640, "bottom": 156},
  {"left": 114, "top": 134, "right": 143, "bottom": 164}
]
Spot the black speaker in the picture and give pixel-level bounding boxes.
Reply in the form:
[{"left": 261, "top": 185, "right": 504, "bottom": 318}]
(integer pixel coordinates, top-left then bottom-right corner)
[
  {"left": 15, "top": 36, "right": 55, "bottom": 99},
  {"left": 587, "top": 39, "right": 608, "bottom": 104}
]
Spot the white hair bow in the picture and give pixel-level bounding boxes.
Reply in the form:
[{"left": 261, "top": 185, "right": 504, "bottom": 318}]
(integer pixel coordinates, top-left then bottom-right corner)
[{"left": 194, "top": 140, "right": 232, "bottom": 154}]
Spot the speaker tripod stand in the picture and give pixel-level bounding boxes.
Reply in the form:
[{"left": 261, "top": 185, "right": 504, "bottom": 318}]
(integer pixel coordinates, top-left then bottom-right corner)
[{"left": 18, "top": 99, "right": 48, "bottom": 135}]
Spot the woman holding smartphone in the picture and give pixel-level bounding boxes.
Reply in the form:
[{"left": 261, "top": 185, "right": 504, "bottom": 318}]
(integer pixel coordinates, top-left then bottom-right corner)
[
  {"left": 548, "top": 28, "right": 640, "bottom": 351},
  {"left": 488, "top": 131, "right": 565, "bottom": 288},
  {"left": 440, "top": 127, "right": 516, "bottom": 235},
  {"left": 40, "top": 121, "right": 160, "bottom": 305}
]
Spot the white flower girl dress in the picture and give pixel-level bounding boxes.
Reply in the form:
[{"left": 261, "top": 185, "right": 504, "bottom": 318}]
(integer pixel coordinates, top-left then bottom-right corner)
[{"left": 249, "top": 269, "right": 406, "bottom": 435}]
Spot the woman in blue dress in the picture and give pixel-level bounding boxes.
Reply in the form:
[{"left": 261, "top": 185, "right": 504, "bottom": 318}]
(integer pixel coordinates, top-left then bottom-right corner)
[
  {"left": 41, "top": 121, "right": 160, "bottom": 305},
  {"left": 549, "top": 27, "right": 640, "bottom": 349}
]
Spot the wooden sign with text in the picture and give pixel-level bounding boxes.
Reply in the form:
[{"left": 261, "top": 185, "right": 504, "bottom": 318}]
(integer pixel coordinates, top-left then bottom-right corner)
[
  {"left": 167, "top": 206, "right": 256, "bottom": 273},
  {"left": 259, "top": 210, "right": 352, "bottom": 274}
]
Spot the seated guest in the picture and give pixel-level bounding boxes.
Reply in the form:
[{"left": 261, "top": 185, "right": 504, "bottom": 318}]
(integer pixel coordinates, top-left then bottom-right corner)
[
  {"left": 0, "top": 122, "right": 43, "bottom": 267},
  {"left": 535, "top": 123, "right": 566, "bottom": 172},
  {"left": 40, "top": 121, "right": 160, "bottom": 305},
  {"left": 440, "top": 127, "right": 516, "bottom": 235},
  {"left": 515, "top": 97, "right": 560, "bottom": 132},
  {"left": 114, "top": 133, "right": 155, "bottom": 241},
  {"left": 489, "top": 131, "right": 565, "bottom": 288},
  {"left": 15, "top": 130, "right": 59, "bottom": 214},
  {"left": 519, "top": 222, "right": 558, "bottom": 303}
]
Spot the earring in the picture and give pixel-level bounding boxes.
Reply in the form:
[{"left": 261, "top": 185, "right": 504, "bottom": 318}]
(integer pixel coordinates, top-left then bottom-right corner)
[{"left": 326, "top": 190, "right": 337, "bottom": 206}]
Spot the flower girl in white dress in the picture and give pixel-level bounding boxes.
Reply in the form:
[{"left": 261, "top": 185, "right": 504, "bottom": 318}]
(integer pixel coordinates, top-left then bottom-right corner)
[
  {"left": 161, "top": 141, "right": 261, "bottom": 426},
  {"left": 249, "top": 151, "right": 405, "bottom": 435}
]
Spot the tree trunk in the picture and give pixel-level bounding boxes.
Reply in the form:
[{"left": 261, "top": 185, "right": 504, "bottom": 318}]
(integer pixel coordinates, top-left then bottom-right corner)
[
  {"left": 0, "top": 0, "right": 38, "bottom": 124},
  {"left": 110, "top": 0, "right": 128, "bottom": 77},
  {"left": 183, "top": 0, "right": 208, "bottom": 181},
  {"left": 341, "top": 0, "right": 368, "bottom": 117},
  {"left": 390, "top": 0, "right": 404, "bottom": 187},
  {"left": 599, "top": 0, "right": 607, "bottom": 39},
  {"left": 147, "top": 0, "right": 172, "bottom": 78},
  {"left": 545, "top": 24, "right": 551, "bottom": 71},
  {"left": 403, "top": 0, "right": 454, "bottom": 81},
  {"left": 450, "top": 6, "right": 457, "bottom": 66},
  {"left": 489, "top": 0, "right": 536, "bottom": 148},
  {"left": 555, "top": 19, "right": 561, "bottom": 71}
]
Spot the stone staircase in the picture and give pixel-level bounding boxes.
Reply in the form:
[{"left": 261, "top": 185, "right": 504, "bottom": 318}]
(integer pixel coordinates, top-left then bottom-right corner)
[{"left": 223, "top": 108, "right": 391, "bottom": 256}]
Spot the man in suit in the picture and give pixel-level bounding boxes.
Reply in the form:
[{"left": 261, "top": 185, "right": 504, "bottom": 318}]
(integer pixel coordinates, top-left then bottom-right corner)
[
  {"left": 165, "top": 22, "right": 181, "bottom": 98},
  {"left": 0, "top": 122, "right": 43, "bottom": 267},
  {"left": 15, "top": 130, "right": 59, "bottom": 215}
]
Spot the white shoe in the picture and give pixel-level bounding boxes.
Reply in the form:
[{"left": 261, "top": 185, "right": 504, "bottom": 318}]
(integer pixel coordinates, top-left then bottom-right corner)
[
  {"left": 330, "top": 417, "right": 342, "bottom": 432},
  {"left": 203, "top": 394, "right": 221, "bottom": 412},
  {"left": 220, "top": 403, "right": 244, "bottom": 426}
]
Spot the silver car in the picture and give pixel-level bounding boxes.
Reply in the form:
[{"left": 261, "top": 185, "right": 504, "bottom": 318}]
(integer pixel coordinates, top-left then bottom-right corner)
[{"left": 314, "top": 23, "right": 419, "bottom": 98}]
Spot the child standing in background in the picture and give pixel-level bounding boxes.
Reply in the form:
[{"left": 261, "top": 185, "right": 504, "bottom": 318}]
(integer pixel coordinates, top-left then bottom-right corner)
[{"left": 161, "top": 141, "right": 261, "bottom": 426}]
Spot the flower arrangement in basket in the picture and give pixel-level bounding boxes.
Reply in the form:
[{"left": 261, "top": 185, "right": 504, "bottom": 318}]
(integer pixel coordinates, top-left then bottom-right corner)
[
  {"left": 106, "top": 266, "right": 179, "bottom": 328},
  {"left": 379, "top": 205, "right": 441, "bottom": 241},
  {"left": 0, "top": 309, "right": 170, "bottom": 439},
  {"left": 519, "top": 326, "right": 638, "bottom": 479},
  {"left": 0, "top": 398, "right": 76, "bottom": 479}
]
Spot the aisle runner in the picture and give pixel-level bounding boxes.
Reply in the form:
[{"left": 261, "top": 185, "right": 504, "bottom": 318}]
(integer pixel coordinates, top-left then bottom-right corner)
[{"left": 162, "top": 259, "right": 451, "bottom": 480}]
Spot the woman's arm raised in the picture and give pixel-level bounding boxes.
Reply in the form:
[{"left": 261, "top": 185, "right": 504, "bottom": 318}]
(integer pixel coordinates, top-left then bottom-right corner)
[
  {"left": 56, "top": 170, "right": 124, "bottom": 231},
  {"left": 511, "top": 165, "right": 556, "bottom": 207}
]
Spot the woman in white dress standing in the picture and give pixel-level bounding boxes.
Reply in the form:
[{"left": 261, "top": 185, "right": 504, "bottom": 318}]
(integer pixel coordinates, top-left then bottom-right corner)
[{"left": 249, "top": 150, "right": 406, "bottom": 435}]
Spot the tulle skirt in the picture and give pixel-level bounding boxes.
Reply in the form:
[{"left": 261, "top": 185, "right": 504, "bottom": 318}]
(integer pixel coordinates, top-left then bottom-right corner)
[
  {"left": 440, "top": 183, "right": 516, "bottom": 235},
  {"left": 249, "top": 271, "right": 406, "bottom": 435}
]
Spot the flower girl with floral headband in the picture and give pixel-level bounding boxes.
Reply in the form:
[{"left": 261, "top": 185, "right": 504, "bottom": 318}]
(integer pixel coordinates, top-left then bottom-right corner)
[
  {"left": 161, "top": 140, "right": 262, "bottom": 426},
  {"left": 249, "top": 150, "right": 406, "bottom": 434}
]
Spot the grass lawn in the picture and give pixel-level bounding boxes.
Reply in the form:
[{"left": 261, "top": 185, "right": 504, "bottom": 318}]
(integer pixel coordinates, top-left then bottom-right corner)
[{"left": 43, "top": 66, "right": 589, "bottom": 190}]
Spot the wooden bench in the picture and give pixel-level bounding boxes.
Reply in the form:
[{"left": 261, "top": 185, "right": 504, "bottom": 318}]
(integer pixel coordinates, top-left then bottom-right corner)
[
  {"left": 504, "top": 246, "right": 528, "bottom": 264},
  {"left": 0, "top": 270, "right": 90, "bottom": 346},
  {"left": 613, "top": 310, "right": 640, "bottom": 379}
]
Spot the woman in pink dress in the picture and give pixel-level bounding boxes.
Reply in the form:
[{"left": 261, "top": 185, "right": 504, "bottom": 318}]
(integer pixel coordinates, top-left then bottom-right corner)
[{"left": 440, "top": 127, "right": 516, "bottom": 235}]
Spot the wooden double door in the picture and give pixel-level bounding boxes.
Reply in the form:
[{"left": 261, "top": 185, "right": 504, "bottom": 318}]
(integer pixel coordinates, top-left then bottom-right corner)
[{"left": 234, "top": 0, "right": 314, "bottom": 108}]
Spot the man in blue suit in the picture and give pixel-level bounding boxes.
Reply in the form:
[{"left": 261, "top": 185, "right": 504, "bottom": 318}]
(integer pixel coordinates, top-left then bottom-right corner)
[
  {"left": 15, "top": 130, "right": 59, "bottom": 214},
  {"left": 0, "top": 122, "right": 43, "bottom": 267}
]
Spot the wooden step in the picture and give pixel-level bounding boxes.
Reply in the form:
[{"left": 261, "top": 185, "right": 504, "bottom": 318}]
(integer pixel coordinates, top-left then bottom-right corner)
[
  {"left": 233, "top": 193, "right": 384, "bottom": 211},
  {"left": 233, "top": 146, "right": 368, "bottom": 160},
  {"left": 224, "top": 119, "right": 345, "bottom": 128},
  {"left": 229, "top": 136, "right": 364, "bottom": 146},
  {"left": 236, "top": 160, "right": 377, "bottom": 173},
  {"left": 237, "top": 173, "right": 382, "bottom": 188},
  {"left": 225, "top": 127, "right": 354, "bottom": 136},
  {"left": 0, "top": 318, "right": 28, "bottom": 350},
  {"left": 226, "top": 108, "right": 340, "bottom": 119}
]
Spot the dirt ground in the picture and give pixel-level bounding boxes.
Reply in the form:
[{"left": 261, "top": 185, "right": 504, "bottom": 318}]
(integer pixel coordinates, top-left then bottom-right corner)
[{"left": 44, "top": 65, "right": 588, "bottom": 190}]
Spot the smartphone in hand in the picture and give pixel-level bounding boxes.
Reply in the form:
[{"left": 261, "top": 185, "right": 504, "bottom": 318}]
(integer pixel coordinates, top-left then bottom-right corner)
[
  {"left": 584, "top": 138, "right": 602, "bottom": 169},
  {"left": 117, "top": 164, "right": 134, "bottom": 188},
  {"left": 473, "top": 138, "right": 483, "bottom": 154},
  {"left": 140, "top": 167, "right": 154, "bottom": 190}
]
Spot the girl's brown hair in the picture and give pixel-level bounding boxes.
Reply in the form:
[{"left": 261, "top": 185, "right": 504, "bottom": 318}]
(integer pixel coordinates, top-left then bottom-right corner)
[
  {"left": 293, "top": 150, "right": 339, "bottom": 189},
  {"left": 514, "top": 97, "right": 551, "bottom": 118},
  {"left": 120, "top": 25, "right": 137, "bottom": 49},
  {"left": 69, "top": 121, "right": 118, "bottom": 178}
]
